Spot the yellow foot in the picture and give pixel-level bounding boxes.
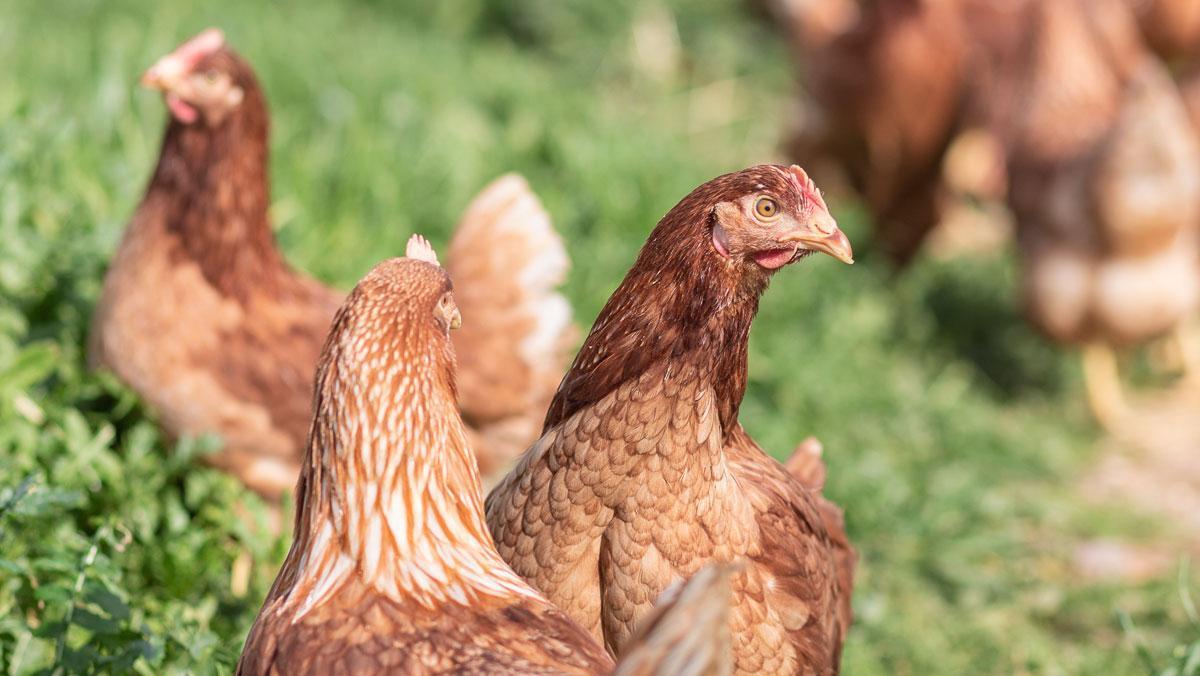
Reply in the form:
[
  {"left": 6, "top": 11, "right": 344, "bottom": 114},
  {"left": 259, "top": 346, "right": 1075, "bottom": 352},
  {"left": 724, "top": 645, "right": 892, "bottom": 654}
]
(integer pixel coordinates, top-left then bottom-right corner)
[
  {"left": 231, "top": 548, "right": 252, "bottom": 598},
  {"left": 1082, "top": 343, "right": 1127, "bottom": 431},
  {"left": 1172, "top": 319, "right": 1200, "bottom": 385}
]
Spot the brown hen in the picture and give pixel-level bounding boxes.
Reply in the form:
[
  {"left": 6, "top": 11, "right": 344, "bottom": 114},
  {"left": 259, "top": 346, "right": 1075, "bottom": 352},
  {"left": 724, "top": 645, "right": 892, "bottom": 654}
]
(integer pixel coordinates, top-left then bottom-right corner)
[
  {"left": 999, "top": 0, "right": 1200, "bottom": 425},
  {"left": 237, "top": 237, "right": 732, "bottom": 675},
  {"left": 89, "top": 30, "right": 572, "bottom": 498},
  {"left": 486, "top": 165, "right": 856, "bottom": 674}
]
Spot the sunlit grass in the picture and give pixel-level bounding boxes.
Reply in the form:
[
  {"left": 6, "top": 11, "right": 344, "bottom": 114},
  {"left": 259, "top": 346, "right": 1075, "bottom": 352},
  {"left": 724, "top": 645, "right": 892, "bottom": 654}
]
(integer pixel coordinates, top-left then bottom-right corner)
[{"left": 0, "top": 0, "right": 1195, "bottom": 672}]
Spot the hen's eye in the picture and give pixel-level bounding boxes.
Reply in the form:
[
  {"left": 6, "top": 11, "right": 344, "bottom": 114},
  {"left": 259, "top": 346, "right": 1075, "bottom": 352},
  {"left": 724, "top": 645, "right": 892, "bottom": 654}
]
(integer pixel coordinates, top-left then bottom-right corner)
[
  {"left": 754, "top": 197, "right": 780, "bottom": 220},
  {"left": 203, "top": 70, "right": 220, "bottom": 84}
]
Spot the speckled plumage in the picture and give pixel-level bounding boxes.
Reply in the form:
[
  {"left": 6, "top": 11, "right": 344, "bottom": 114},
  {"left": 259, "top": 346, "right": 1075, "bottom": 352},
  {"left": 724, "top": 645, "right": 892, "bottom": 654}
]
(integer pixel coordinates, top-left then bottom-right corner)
[
  {"left": 239, "top": 247, "right": 735, "bottom": 675},
  {"left": 487, "top": 166, "right": 855, "bottom": 675},
  {"left": 237, "top": 252, "right": 611, "bottom": 675}
]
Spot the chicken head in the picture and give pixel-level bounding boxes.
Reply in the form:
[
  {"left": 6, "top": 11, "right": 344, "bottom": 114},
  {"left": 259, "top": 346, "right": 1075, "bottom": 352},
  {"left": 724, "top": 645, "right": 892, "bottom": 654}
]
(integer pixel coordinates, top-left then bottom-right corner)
[
  {"left": 141, "top": 28, "right": 246, "bottom": 126},
  {"left": 709, "top": 165, "right": 854, "bottom": 270}
]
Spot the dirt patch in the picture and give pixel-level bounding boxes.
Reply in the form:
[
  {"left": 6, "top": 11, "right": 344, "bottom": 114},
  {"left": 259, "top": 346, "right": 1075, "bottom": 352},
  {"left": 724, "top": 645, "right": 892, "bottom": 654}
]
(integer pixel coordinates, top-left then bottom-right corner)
[{"left": 1076, "top": 383, "right": 1200, "bottom": 580}]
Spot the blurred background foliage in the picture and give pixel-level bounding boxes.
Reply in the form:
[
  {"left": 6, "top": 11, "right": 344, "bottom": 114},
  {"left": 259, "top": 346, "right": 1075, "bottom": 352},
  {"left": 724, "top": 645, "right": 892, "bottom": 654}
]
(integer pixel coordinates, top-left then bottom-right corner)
[{"left": 0, "top": 0, "right": 1197, "bottom": 673}]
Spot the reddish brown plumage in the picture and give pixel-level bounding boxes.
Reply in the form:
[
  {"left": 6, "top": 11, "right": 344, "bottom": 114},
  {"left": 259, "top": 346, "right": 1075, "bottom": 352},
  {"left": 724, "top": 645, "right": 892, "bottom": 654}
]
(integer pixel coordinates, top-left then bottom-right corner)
[
  {"left": 238, "top": 243, "right": 733, "bottom": 675},
  {"left": 775, "top": 0, "right": 970, "bottom": 266},
  {"left": 237, "top": 249, "right": 609, "bottom": 674},
  {"left": 1126, "top": 0, "right": 1200, "bottom": 63},
  {"left": 487, "top": 165, "right": 856, "bottom": 674},
  {"left": 89, "top": 33, "right": 339, "bottom": 497},
  {"left": 782, "top": 438, "right": 856, "bottom": 641},
  {"left": 90, "top": 31, "right": 574, "bottom": 498}
]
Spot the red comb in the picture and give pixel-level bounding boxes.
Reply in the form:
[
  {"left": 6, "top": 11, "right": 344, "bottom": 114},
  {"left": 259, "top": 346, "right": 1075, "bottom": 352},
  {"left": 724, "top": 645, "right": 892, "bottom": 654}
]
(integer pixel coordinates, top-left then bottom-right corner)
[
  {"left": 787, "top": 164, "right": 829, "bottom": 213},
  {"left": 405, "top": 234, "right": 441, "bottom": 265},
  {"left": 171, "top": 28, "right": 225, "bottom": 71}
]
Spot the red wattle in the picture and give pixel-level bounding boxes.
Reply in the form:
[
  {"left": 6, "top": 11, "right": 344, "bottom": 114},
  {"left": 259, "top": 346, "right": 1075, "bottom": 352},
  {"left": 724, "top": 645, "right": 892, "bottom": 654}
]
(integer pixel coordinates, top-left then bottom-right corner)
[
  {"left": 754, "top": 248, "right": 796, "bottom": 270},
  {"left": 711, "top": 224, "right": 731, "bottom": 259},
  {"left": 167, "top": 94, "right": 198, "bottom": 124}
]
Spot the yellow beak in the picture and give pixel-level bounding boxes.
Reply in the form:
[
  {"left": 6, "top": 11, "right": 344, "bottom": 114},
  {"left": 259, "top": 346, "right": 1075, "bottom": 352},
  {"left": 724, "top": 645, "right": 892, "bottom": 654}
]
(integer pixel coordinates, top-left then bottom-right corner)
[{"left": 781, "top": 211, "right": 854, "bottom": 265}]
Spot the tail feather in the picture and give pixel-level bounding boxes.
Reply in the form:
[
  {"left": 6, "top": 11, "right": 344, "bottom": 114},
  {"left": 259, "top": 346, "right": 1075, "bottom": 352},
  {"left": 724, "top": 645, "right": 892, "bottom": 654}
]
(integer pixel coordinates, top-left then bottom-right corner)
[
  {"left": 783, "top": 435, "right": 827, "bottom": 491},
  {"left": 784, "top": 437, "right": 856, "bottom": 652},
  {"left": 447, "top": 174, "right": 575, "bottom": 475},
  {"left": 613, "top": 563, "right": 737, "bottom": 676}
]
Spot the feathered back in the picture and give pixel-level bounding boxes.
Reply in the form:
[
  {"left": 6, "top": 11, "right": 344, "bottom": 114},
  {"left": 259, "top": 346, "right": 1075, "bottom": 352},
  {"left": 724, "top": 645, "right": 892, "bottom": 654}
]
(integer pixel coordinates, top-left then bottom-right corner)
[
  {"left": 239, "top": 240, "right": 619, "bottom": 676},
  {"left": 268, "top": 245, "right": 530, "bottom": 615},
  {"left": 447, "top": 174, "right": 574, "bottom": 426}
]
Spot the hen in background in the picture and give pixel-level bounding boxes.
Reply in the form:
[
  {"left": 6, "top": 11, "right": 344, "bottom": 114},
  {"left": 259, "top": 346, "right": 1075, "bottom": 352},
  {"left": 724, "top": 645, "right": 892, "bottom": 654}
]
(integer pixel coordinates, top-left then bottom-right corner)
[
  {"left": 1126, "top": 0, "right": 1200, "bottom": 64},
  {"left": 487, "top": 165, "right": 856, "bottom": 674},
  {"left": 237, "top": 237, "right": 733, "bottom": 675},
  {"left": 997, "top": 0, "right": 1200, "bottom": 425},
  {"left": 447, "top": 175, "right": 577, "bottom": 478},
  {"left": 90, "top": 29, "right": 573, "bottom": 498},
  {"left": 768, "top": 0, "right": 970, "bottom": 266},
  {"left": 772, "top": 0, "right": 1200, "bottom": 426}
]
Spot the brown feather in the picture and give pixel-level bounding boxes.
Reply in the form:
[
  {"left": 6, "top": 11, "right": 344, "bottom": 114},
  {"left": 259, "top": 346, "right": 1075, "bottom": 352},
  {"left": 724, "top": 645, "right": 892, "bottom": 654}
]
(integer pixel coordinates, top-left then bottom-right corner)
[
  {"left": 615, "top": 562, "right": 738, "bottom": 676},
  {"left": 781, "top": 438, "right": 856, "bottom": 645}
]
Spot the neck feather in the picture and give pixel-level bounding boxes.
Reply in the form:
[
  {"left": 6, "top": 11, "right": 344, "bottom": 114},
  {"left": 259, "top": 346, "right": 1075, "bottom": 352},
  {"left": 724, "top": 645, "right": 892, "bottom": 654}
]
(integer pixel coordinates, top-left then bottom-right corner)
[
  {"left": 272, "top": 338, "right": 535, "bottom": 617},
  {"left": 147, "top": 90, "right": 286, "bottom": 300},
  {"left": 544, "top": 208, "right": 767, "bottom": 433}
]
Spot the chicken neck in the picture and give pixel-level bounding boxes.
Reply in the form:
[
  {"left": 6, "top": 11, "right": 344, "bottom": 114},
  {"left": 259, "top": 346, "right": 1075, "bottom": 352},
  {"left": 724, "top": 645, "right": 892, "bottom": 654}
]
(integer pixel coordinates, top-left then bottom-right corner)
[
  {"left": 146, "top": 84, "right": 288, "bottom": 301},
  {"left": 540, "top": 240, "right": 777, "bottom": 537},
  {"left": 547, "top": 209, "right": 768, "bottom": 437}
]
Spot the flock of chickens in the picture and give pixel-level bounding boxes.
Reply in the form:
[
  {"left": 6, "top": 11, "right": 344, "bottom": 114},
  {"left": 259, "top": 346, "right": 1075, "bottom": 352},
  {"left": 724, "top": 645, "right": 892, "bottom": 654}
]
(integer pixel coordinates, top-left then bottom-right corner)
[
  {"left": 769, "top": 0, "right": 1200, "bottom": 426},
  {"left": 90, "top": 29, "right": 858, "bottom": 675},
  {"left": 85, "top": 2, "right": 1199, "bottom": 671}
]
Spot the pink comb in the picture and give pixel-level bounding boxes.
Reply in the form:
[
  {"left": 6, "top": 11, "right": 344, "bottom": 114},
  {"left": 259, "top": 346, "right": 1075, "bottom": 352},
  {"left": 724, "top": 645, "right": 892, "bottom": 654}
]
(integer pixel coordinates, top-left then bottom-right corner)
[
  {"left": 142, "top": 28, "right": 225, "bottom": 86},
  {"left": 172, "top": 28, "right": 225, "bottom": 70},
  {"left": 405, "top": 234, "right": 440, "bottom": 265},
  {"left": 787, "top": 164, "right": 829, "bottom": 213}
]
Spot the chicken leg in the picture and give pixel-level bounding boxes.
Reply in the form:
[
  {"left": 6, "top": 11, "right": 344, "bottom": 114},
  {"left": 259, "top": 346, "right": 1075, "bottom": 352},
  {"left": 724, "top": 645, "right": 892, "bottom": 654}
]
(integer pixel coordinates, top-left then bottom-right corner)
[
  {"left": 1170, "top": 319, "right": 1200, "bottom": 385},
  {"left": 1082, "top": 342, "right": 1127, "bottom": 430}
]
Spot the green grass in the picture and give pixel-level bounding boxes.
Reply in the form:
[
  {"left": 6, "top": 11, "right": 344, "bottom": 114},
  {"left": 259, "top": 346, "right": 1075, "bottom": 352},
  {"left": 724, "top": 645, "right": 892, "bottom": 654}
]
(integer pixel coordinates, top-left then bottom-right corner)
[{"left": 1, "top": 0, "right": 1197, "bottom": 672}]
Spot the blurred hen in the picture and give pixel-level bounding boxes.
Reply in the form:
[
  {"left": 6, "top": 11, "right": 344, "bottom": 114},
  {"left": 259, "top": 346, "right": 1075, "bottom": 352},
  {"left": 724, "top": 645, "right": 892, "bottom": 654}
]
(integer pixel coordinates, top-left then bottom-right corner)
[
  {"left": 770, "top": 0, "right": 971, "bottom": 266},
  {"left": 89, "top": 30, "right": 573, "bottom": 498},
  {"left": 997, "top": 0, "right": 1200, "bottom": 424}
]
